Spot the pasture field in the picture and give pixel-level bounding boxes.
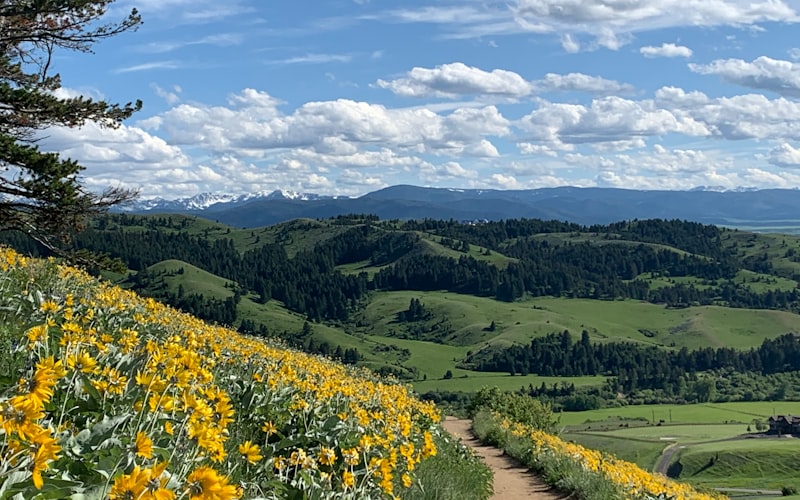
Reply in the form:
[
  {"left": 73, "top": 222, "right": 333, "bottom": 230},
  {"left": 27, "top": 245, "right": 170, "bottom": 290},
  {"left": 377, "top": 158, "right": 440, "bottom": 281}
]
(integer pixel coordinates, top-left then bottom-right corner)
[
  {"left": 561, "top": 403, "right": 800, "bottom": 493},
  {"left": 558, "top": 402, "right": 800, "bottom": 426},
  {"left": 563, "top": 433, "right": 667, "bottom": 469},
  {"left": 671, "top": 439, "right": 800, "bottom": 490},
  {"left": 596, "top": 424, "right": 752, "bottom": 442}
]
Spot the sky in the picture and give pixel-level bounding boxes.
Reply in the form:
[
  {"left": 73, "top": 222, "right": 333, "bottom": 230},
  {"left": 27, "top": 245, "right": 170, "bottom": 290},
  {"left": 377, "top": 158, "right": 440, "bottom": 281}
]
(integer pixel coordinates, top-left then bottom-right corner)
[{"left": 39, "top": 0, "right": 800, "bottom": 199}]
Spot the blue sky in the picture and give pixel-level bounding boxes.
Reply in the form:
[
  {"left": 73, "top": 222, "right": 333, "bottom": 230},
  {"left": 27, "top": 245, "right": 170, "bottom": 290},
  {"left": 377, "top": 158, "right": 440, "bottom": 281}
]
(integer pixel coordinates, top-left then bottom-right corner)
[{"left": 42, "top": 0, "right": 800, "bottom": 199}]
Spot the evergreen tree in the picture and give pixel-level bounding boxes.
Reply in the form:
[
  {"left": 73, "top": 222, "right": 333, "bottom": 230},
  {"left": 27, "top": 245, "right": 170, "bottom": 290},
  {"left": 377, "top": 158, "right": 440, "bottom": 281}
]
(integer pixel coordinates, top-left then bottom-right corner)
[{"left": 0, "top": 1, "right": 141, "bottom": 252}]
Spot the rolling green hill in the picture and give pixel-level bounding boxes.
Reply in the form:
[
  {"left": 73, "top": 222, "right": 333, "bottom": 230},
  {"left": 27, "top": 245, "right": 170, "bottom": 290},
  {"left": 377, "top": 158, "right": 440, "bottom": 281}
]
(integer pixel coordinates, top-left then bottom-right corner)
[{"left": 10, "top": 213, "right": 800, "bottom": 402}]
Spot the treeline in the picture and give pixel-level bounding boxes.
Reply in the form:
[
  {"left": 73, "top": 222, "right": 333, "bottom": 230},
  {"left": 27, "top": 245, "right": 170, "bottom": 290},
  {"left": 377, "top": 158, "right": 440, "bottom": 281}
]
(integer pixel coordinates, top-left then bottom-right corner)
[
  {"left": 471, "top": 330, "right": 800, "bottom": 393},
  {"left": 399, "top": 218, "right": 729, "bottom": 258},
  {"left": 4, "top": 215, "right": 800, "bottom": 321},
  {"left": 65, "top": 225, "right": 375, "bottom": 321},
  {"left": 424, "top": 369, "right": 800, "bottom": 413}
]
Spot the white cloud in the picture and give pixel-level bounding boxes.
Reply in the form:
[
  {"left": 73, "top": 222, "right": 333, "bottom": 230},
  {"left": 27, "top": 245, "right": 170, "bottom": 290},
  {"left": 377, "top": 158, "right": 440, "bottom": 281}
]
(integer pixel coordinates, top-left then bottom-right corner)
[
  {"left": 420, "top": 161, "right": 480, "bottom": 182},
  {"left": 378, "top": 63, "right": 633, "bottom": 99},
  {"left": 120, "top": 0, "right": 254, "bottom": 23},
  {"left": 533, "top": 73, "right": 635, "bottom": 95},
  {"left": 513, "top": 0, "right": 797, "bottom": 32},
  {"left": 768, "top": 143, "right": 800, "bottom": 166},
  {"left": 689, "top": 56, "right": 800, "bottom": 97},
  {"left": 518, "top": 96, "right": 709, "bottom": 149},
  {"left": 688, "top": 93, "right": 800, "bottom": 140},
  {"left": 376, "top": 62, "right": 533, "bottom": 98},
  {"left": 790, "top": 48, "right": 800, "bottom": 61},
  {"left": 144, "top": 89, "right": 509, "bottom": 164},
  {"left": 640, "top": 43, "right": 693, "bottom": 58},
  {"left": 151, "top": 84, "right": 182, "bottom": 105},
  {"left": 560, "top": 34, "right": 580, "bottom": 53},
  {"left": 135, "top": 33, "right": 244, "bottom": 54},
  {"left": 115, "top": 61, "right": 180, "bottom": 73},
  {"left": 488, "top": 173, "right": 523, "bottom": 189},
  {"left": 269, "top": 53, "right": 353, "bottom": 65}
]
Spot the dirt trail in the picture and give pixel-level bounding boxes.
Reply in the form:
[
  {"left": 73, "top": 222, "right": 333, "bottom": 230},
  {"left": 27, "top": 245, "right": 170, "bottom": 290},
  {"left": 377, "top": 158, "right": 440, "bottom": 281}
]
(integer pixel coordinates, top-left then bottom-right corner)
[{"left": 442, "top": 417, "right": 567, "bottom": 500}]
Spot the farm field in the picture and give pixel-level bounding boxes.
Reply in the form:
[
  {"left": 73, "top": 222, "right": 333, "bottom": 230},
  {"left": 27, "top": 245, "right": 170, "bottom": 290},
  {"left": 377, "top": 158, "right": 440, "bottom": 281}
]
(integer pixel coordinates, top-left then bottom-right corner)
[
  {"left": 559, "top": 402, "right": 800, "bottom": 493},
  {"left": 558, "top": 402, "right": 800, "bottom": 426},
  {"left": 671, "top": 439, "right": 800, "bottom": 490},
  {"left": 562, "top": 432, "right": 667, "bottom": 469}
]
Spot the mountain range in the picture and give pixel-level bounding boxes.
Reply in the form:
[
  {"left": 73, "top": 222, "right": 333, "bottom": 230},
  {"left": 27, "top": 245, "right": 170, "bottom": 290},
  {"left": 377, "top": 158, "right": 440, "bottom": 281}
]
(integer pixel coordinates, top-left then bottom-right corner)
[{"left": 120, "top": 185, "right": 800, "bottom": 229}]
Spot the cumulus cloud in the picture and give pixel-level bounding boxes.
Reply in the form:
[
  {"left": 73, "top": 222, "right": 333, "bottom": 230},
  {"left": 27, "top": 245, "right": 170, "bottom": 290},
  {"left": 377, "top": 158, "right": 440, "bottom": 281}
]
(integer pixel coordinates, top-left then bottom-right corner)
[
  {"left": 768, "top": 143, "right": 800, "bottom": 166},
  {"left": 420, "top": 161, "right": 480, "bottom": 182},
  {"left": 376, "top": 62, "right": 533, "bottom": 98},
  {"left": 143, "top": 88, "right": 509, "bottom": 168},
  {"left": 689, "top": 56, "right": 800, "bottom": 97},
  {"left": 377, "top": 63, "right": 633, "bottom": 99},
  {"left": 495, "top": 0, "right": 796, "bottom": 51},
  {"left": 640, "top": 43, "right": 693, "bottom": 58},
  {"left": 517, "top": 96, "right": 709, "bottom": 149},
  {"left": 533, "top": 73, "right": 635, "bottom": 95},
  {"left": 513, "top": 0, "right": 796, "bottom": 33}
]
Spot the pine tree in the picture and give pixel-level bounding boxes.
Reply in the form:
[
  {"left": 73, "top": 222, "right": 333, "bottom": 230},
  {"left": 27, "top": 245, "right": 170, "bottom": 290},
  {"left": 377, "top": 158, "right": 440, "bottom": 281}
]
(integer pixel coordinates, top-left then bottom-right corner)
[{"left": 1, "top": 1, "right": 141, "bottom": 252}]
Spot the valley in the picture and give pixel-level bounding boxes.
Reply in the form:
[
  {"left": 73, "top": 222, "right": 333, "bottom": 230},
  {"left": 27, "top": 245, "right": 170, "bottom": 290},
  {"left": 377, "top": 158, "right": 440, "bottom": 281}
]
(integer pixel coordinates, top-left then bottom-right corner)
[{"left": 6, "top": 212, "right": 800, "bottom": 495}]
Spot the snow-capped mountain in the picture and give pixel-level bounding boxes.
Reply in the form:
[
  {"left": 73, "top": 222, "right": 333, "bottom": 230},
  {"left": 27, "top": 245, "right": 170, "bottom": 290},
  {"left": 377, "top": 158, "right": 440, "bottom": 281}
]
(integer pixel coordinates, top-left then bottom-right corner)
[
  {"left": 115, "top": 184, "right": 800, "bottom": 230},
  {"left": 120, "top": 190, "right": 332, "bottom": 212}
]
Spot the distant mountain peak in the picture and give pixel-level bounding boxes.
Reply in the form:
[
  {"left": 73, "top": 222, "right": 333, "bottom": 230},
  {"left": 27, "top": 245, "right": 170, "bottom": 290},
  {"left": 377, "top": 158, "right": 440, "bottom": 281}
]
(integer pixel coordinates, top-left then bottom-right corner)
[
  {"left": 120, "top": 189, "right": 334, "bottom": 212},
  {"left": 116, "top": 184, "right": 800, "bottom": 231}
]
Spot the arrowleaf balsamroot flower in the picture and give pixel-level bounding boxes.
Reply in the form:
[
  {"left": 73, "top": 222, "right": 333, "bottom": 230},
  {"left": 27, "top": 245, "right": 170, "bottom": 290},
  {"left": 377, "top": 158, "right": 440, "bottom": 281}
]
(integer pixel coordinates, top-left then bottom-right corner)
[
  {"left": 134, "top": 431, "right": 154, "bottom": 459},
  {"left": 185, "top": 465, "right": 239, "bottom": 500},
  {"left": 238, "top": 440, "right": 262, "bottom": 464}
]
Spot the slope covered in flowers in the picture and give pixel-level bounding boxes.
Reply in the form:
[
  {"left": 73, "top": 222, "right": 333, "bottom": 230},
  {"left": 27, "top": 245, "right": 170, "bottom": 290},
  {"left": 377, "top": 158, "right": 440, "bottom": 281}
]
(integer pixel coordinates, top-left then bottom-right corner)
[
  {"left": 473, "top": 410, "right": 728, "bottom": 500},
  {"left": 0, "top": 248, "right": 450, "bottom": 499}
]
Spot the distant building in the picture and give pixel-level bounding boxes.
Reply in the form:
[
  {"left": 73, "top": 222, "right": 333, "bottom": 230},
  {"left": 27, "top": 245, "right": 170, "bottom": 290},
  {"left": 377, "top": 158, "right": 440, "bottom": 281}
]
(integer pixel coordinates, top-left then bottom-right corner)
[{"left": 767, "top": 415, "right": 800, "bottom": 435}]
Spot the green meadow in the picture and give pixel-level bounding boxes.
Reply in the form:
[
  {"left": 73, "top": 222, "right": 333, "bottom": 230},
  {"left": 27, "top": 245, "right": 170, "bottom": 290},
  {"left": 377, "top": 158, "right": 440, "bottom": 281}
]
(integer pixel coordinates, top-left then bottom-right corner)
[
  {"left": 558, "top": 402, "right": 800, "bottom": 427},
  {"left": 559, "top": 402, "right": 800, "bottom": 492}
]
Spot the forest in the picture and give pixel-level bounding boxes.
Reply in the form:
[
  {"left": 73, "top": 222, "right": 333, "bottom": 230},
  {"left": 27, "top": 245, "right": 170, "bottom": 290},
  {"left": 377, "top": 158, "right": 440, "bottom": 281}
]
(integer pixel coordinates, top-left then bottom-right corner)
[
  {"left": 4, "top": 214, "right": 798, "bottom": 324},
  {"left": 5, "top": 213, "right": 800, "bottom": 409}
]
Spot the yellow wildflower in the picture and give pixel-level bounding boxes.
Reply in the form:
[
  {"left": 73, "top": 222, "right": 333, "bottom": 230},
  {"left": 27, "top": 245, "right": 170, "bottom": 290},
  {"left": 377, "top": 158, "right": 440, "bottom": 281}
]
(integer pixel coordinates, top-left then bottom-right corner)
[
  {"left": 134, "top": 431, "right": 154, "bottom": 459},
  {"left": 238, "top": 441, "right": 262, "bottom": 464}
]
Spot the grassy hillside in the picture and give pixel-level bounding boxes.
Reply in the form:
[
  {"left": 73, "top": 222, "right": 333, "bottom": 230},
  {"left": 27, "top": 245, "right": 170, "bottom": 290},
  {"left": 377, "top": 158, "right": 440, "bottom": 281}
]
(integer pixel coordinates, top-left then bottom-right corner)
[
  {"left": 0, "top": 247, "right": 493, "bottom": 499},
  {"left": 354, "top": 291, "right": 800, "bottom": 351},
  {"left": 671, "top": 440, "right": 800, "bottom": 490},
  {"left": 126, "top": 260, "right": 800, "bottom": 389}
]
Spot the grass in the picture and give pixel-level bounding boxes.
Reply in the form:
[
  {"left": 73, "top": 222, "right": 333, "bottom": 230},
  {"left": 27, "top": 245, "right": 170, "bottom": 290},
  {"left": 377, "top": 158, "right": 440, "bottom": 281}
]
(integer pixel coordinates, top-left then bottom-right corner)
[
  {"left": 0, "top": 247, "right": 493, "bottom": 499},
  {"left": 413, "top": 373, "right": 606, "bottom": 393},
  {"left": 356, "top": 291, "right": 800, "bottom": 351},
  {"left": 563, "top": 433, "right": 667, "bottom": 469},
  {"left": 471, "top": 410, "right": 723, "bottom": 500},
  {"left": 597, "top": 424, "right": 753, "bottom": 442},
  {"left": 556, "top": 403, "right": 800, "bottom": 492},
  {"left": 148, "top": 259, "right": 235, "bottom": 299},
  {"left": 405, "top": 430, "right": 493, "bottom": 500},
  {"left": 557, "top": 402, "right": 800, "bottom": 427},
  {"left": 131, "top": 263, "right": 800, "bottom": 393},
  {"left": 671, "top": 440, "right": 800, "bottom": 490},
  {"left": 418, "top": 234, "right": 517, "bottom": 269}
]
